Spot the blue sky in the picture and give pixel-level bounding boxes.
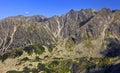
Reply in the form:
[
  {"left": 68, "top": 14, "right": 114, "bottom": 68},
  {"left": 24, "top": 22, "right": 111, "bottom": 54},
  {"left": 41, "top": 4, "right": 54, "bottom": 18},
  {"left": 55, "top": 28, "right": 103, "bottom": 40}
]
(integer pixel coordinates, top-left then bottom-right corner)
[{"left": 0, "top": 0, "right": 120, "bottom": 19}]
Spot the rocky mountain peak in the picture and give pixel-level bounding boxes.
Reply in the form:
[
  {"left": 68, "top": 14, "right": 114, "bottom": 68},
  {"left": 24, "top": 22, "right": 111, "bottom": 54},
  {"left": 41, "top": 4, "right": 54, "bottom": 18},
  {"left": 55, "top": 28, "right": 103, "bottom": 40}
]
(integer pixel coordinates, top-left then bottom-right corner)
[{"left": 26, "top": 15, "right": 47, "bottom": 22}]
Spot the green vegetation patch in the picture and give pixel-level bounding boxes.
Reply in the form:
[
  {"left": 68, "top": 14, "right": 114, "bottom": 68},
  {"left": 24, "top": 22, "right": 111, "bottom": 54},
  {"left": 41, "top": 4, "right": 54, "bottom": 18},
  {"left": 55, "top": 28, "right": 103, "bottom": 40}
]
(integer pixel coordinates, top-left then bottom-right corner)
[
  {"left": 48, "top": 60, "right": 72, "bottom": 73},
  {"left": 0, "top": 53, "right": 10, "bottom": 62},
  {"left": 47, "top": 44, "right": 56, "bottom": 52},
  {"left": 34, "top": 56, "right": 42, "bottom": 62},
  {"left": 14, "top": 50, "right": 23, "bottom": 58},
  {"left": 7, "top": 57, "right": 117, "bottom": 73},
  {"left": 6, "top": 70, "right": 23, "bottom": 73},
  {"left": 16, "top": 57, "right": 30, "bottom": 66},
  {"left": 0, "top": 49, "right": 23, "bottom": 62},
  {"left": 23, "top": 44, "right": 45, "bottom": 55}
]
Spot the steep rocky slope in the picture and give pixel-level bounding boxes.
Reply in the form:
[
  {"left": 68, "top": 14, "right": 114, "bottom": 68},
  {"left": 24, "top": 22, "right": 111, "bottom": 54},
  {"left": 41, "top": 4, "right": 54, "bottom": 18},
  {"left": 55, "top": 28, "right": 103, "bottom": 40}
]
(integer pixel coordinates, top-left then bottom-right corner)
[{"left": 0, "top": 8, "right": 120, "bottom": 73}]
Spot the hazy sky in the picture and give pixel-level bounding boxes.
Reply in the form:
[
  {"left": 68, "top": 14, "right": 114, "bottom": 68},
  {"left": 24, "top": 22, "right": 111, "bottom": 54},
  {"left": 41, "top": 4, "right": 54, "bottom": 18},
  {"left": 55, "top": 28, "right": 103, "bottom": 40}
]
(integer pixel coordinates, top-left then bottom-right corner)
[{"left": 0, "top": 0, "right": 119, "bottom": 19}]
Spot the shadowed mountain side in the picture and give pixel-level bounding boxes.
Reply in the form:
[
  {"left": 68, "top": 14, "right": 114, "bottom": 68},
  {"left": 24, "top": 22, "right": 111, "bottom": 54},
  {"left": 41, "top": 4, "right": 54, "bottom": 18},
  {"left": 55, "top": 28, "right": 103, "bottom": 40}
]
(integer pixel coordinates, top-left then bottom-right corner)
[
  {"left": 101, "top": 38, "right": 120, "bottom": 58},
  {"left": 88, "top": 63, "right": 120, "bottom": 73}
]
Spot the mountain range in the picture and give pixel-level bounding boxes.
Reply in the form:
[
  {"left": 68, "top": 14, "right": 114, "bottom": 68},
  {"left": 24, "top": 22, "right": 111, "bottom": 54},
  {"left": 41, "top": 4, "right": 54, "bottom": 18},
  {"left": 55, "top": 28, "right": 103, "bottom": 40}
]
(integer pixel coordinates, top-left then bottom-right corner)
[{"left": 0, "top": 8, "right": 120, "bottom": 73}]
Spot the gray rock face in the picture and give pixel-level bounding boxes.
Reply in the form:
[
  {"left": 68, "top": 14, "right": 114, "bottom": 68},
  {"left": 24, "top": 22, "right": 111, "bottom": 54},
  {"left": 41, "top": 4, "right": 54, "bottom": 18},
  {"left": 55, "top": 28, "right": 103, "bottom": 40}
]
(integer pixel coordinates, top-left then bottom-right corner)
[{"left": 0, "top": 8, "right": 120, "bottom": 55}]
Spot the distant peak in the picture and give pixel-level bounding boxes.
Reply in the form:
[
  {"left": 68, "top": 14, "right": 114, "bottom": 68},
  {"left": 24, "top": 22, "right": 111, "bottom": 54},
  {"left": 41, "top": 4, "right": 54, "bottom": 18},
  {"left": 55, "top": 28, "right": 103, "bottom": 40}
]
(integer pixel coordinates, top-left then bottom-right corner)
[
  {"left": 69, "top": 9, "right": 75, "bottom": 12},
  {"left": 68, "top": 9, "right": 76, "bottom": 15},
  {"left": 101, "top": 8, "right": 111, "bottom": 12},
  {"left": 28, "top": 15, "right": 47, "bottom": 19}
]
